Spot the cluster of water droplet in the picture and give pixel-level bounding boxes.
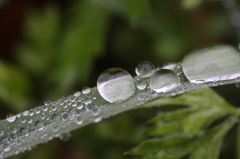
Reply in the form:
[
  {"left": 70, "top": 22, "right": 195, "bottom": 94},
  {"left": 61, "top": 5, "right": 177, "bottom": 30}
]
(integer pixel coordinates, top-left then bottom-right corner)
[{"left": 2, "top": 43, "right": 240, "bottom": 158}]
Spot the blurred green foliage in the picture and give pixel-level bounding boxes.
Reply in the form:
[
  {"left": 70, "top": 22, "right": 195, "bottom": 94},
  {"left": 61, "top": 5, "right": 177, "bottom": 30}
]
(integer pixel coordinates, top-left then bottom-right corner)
[{"left": 0, "top": 0, "right": 240, "bottom": 158}]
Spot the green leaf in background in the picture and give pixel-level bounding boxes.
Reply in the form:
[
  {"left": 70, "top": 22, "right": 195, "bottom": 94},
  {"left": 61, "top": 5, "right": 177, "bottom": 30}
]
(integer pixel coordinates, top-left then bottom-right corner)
[
  {"left": 0, "top": 61, "right": 30, "bottom": 113},
  {"left": 126, "top": 116, "right": 238, "bottom": 159},
  {"left": 16, "top": 4, "right": 60, "bottom": 76},
  {"left": 182, "top": 0, "right": 203, "bottom": 10},
  {"left": 52, "top": 0, "right": 110, "bottom": 91},
  {"left": 119, "top": 0, "right": 150, "bottom": 26}
]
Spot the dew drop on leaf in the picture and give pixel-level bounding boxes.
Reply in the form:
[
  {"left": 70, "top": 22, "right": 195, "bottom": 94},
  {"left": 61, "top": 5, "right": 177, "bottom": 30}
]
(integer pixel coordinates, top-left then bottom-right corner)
[
  {"left": 35, "top": 121, "right": 44, "bottom": 131},
  {"left": 74, "top": 91, "right": 81, "bottom": 97},
  {"left": 136, "top": 79, "right": 147, "bottom": 90},
  {"left": 6, "top": 115, "right": 16, "bottom": 123},
  {"left": 59, "top": 132, "right": 71, "bottom": 141},
  {"left": 97, "top": 68, "right": 135, "bottom": 103},
  {"left": 75, "top": 117, "right": 83, "bottom": 125},
  {"left": 236, "top": 82, "right": 240, "bottom": 89},
  {"left": 44, "top": 100, "right": 52, "bottom": 106},
  {"left": 135, "top": 61, "right": 155, "bottom": 78},
  {"left": 182, "top": 44, "right": 240, "bottom": 84},
  {"left": 150, "top": 69, "right": 180, "bottom": 93},
  {"left": 82, "top": 87, "right": 91, "bottom": 94}
]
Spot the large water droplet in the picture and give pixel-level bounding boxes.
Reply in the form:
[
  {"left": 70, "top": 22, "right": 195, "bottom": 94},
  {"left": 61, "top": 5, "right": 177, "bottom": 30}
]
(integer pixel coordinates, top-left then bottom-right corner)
[
  {"left": 150, "top": 69, "right": 180, "bottom": 93},
  {"left": 182, "top": 44, "right": 240, "bottom": 84},
  {"left": 135, "top": 61, "right": 155, "bottom": 78},
  {"left": 97, "top": 68, "right": 135, "bottom": 103}
]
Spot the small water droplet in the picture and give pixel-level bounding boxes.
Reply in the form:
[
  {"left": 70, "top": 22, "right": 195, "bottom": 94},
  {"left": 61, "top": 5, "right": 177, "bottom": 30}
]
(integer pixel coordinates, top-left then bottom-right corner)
[
  {"left": 6, "top": 115, "right": 16, "bottom": 123},
  {"left": 74, "top": 91, "right": 81, "bottom": 97},
  {"left": 84, "top": 98, "right": 92, "bottom": 105},
  {"left": 35, "top": 108, "right": 41, "bottom": 114},
  {"left": 29, "top": 110, "right": 34, "bottom": 116},
  {"left": 82, "top": 87, "right": 91, "bottom": 94},
  {"left": 72, "top": 102, "right": 77, "bottom": 107},
  {"left": 135, "top": 61, "right": 155, "bottom": 78},
  {"left": 27, "top": 118, "right": 33, "bottom": 123},
  {"left": 11, "top": 127, "right": 17, "bottom": 134},
  {"left": 42, "top": 106, "right": 48, "bottom": 111},
  {"left": 10, "top": 134, "right": 17, "bottom": 141},
  {"left": 77, "top": 103, "right": 84, "bottom": 110},
  {"left": 35, "top": 121, "right": 44, "bottom": 131},
  {"left": 93, "top": 116, "right": 102, "bottom": 123},
  {"left": 86, "top": 104, "right": 94, "bottom": 111},
  {"left": 75, "top": 117, "right": 83, "bottom": 125},
  {"left": 23, "top": 111, "right": 29, "bottom": 116},
  {"left": 3, "top": 144, "right": 11, "bottom": 152},
  {"left": 59, "top": 132, "right": 71, "bottom": 141},
  {"left": 40, "top": 114, "right": 46, "bottom": 120},
  {"left": 51, "top": 114, "right": 61, "bottom": 122},
  {"left": 236, "top": 83, "right": 240, "bottom": 89},
  {"left": 97, "top": 68, "right": 135, "bottom": 103},
  {"left": 51, "top": 105, "right": 56, "bottom": 111},
  {"left": 52, "top": 126, "right": 59, "bottom": 132},
  {"left": 136, "top": 80, "right": 147, "bottom": 90},
  {"left": 19, "top": 128, "right": 29, "bottom": 137},
  {"left": 45, "top": 100, "right": 52, "bottom": 106},
  {"left": 68, "top": 109, "right": 76, "bottom": 117},
  {"left": 150, "top": 69, "right": 180, "bottom": 93},
  {"left": 0, "top": 130, "right": 4, "bottom": 136}
]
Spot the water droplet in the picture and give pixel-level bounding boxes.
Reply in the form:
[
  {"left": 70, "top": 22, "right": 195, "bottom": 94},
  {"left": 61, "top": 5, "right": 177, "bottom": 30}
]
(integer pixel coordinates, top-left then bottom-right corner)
[
  {"left": 182, "top": 44, "right": 240, "bottom": 84},
  {"left": 84, "top": 98, "right": 92, "bottom": 105},
  {"left": 35, "top": 108, "right": 41, "bottom": 114},
  {"left": 35, "top": 121, "right": 44, "bottom": 131},
  {"left": 150, "top": 69, "right": 180, "bottom": 93},
  {"left": 59, "top": 132, "right": 71, "bottom": 141},
  {"left": 62, "top": 113, "right": 69, "bottom": 120},
  {"left": 52, "top": 126, "right": 59, "bottom": 132},
  {"left": 42, "top": 106, "right": 48, "bottom": 111},
  {"left": 74, "top": 91, "right": 81, "bottom": 97},
  {"left": 72, "top": 102, "right": 77, "bottom": 107},
  {"left": 45, "top": 100, "right": 52, "bottom": 106},
  {"left": 40, "top": 114, "right": 45, "bottom": 120},
  {"left": 0, "top": 130, "right": 4, "bottom": 136},
  {"left": 77, "top": 103, "right": 84, "bottom": 110},
  {"left": 6, "top": 115, "right": 16, "bottom": 123},
  {"left": 75, "top": 117, "right": 83, "bottom": 125},
  {"left": 59, "top": 95, "right": 65, "bottom": 100},
  {"left": 27, "top": 118, "right": 33, "bottom": 123},
  {"left": 86, "top": 104, "right": 94, "bottom": 111},
  {"left": 29, "top": 110, "right": 34, "bottom": 116},
  {"left": 10, "top": 134, "right": 17, "bottom": 141},
  {"left": 93, "top": 116, "right": 102, "bottom": 123},
  {"left": 19, "top": 128, "right": 29, "bottom": 137},
  {"left": 68, "top": 109, "right": 76, "bottom": 117},
  {"left": 97, "top": 68, "right": 135, "bottom": 103},
  {"left": 136, "top": 80, "right": 147, "bottom": 90},
  {"left": 11, "top": 127, "right": 17, "bottom": 134},
  {"left": 51, "top": 114, "right": 61, "bottom": 122},
  {"left": 3, "top": 144, "right": 11, "bottom": 152},
  {"left": 23, "top": 111, "right": 29, "bottom": 116},
  {"left": 135, "top": 61, "right": 155, "bottom": 78},
  {"left": 236, "top": 83, "right": 240, "bottom": 89},
  {"left": 51, "top": 105, "right": 56, "bottom": 111},
  {"left": 82, "top": 87, "right": 91, "bottom": 94}
]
